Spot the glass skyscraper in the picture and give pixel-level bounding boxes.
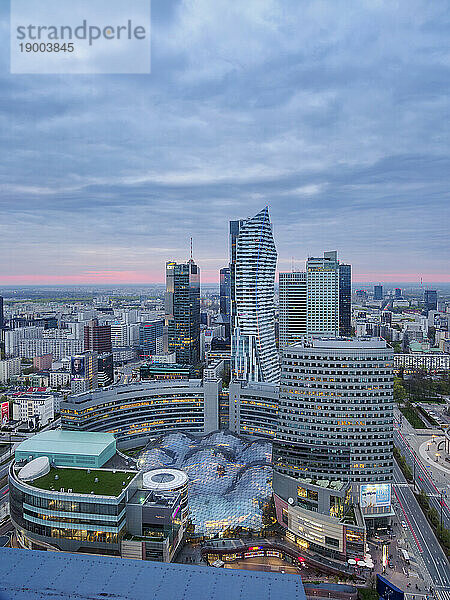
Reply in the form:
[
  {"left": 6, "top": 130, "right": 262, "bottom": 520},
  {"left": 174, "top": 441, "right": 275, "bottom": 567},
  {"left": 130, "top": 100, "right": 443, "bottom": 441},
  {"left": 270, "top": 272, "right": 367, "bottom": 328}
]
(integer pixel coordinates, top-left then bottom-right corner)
[
  {"left": 338, "top": 263, "right": 352, "bottom": 336},
  {"left": 164, "top": 260, "right": 200, "bottom": 365},
  {"left": 424, "top": 289, "right": 437, "bottom": 312},
  {"left": 230, "top": 207, "right": 279, "bottom": 384},
  {"left": 219, "top": 267, "right": 231, "bottom": 319},
  {"left": 374, "top": 285, "right": 383, "bottom": 301}
]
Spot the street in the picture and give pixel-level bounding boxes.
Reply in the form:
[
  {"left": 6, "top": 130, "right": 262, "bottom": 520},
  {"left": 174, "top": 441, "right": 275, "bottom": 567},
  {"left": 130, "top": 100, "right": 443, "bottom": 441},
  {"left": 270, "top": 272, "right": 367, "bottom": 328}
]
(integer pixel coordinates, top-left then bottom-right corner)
[
  {"left": 393, "top": 461, "right": 450, "bottom": 598},
  {"left": 394, "top": 429, "right": 450, "bottom": 531}
]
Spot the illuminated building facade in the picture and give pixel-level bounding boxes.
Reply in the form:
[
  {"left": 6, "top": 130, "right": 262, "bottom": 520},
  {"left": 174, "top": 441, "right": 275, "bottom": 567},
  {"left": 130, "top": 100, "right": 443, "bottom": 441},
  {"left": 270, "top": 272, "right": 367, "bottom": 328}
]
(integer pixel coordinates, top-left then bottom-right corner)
[
  {"left": 230, "top": 207, "right": 279, "bottom": 384},
  {"left": 228, "top": 381, "right": 278, "bottom": 440},
  {"left": 164, "top": 260, "right": 200, "bottom": 365},
  {"left": 10, "top": 433, "right": 186, "bottom": 561},
  {"left": 60, "top": 380, "right": 220, "bottom": 449},
  {"left": 273, "top": 337, "right": 394, "bottom": 537},
  {"left": 272, "top": 476, "right": 366, "bottom": 560},
  {"left": 138, "top": 320, "right": 164, "bottom": 359}
]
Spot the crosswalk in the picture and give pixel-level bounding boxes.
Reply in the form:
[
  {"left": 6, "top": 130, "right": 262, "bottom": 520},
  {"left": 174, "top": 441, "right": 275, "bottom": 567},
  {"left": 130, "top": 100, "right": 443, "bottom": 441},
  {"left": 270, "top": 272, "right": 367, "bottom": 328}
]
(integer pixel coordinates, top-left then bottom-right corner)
[{"left": 435, "top": 587, "right": 450, "bottom": 600}]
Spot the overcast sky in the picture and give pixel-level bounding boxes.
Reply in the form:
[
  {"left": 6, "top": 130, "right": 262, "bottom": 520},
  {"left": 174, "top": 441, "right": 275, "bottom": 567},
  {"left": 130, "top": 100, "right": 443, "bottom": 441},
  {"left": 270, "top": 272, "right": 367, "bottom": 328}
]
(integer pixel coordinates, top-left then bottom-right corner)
[{"left": 0, "top": 0, "right": 449, "bottom": 284}]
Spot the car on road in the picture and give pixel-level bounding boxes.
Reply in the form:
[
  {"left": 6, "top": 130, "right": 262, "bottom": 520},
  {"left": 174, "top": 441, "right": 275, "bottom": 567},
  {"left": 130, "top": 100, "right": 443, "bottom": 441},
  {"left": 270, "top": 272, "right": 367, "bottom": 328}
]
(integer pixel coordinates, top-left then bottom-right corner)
[{"left": 401, "top": 520, "right": 407, "bottom": 528}]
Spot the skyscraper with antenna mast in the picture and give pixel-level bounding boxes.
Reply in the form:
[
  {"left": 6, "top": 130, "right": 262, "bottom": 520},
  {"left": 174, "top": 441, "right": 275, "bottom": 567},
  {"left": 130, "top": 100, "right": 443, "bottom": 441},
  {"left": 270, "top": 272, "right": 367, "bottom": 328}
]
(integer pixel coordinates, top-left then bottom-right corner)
[{"left": 164, "top": 239, "right": 200, "bottom": 365}]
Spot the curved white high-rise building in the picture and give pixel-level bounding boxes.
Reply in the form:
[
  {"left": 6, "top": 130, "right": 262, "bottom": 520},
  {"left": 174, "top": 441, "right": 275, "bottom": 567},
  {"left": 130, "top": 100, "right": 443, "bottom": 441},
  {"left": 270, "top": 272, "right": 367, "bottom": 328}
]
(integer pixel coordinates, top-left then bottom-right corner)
[{"left": 230, "top": 207, "right": 280, "bottom": 383}]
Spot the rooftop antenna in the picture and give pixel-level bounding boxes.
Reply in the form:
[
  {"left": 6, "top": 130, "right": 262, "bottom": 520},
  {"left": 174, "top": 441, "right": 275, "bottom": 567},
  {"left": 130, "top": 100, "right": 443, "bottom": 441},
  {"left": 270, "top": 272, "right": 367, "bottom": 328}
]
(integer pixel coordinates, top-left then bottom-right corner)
[
  {"left": 291, "top": 256, "right": 295, "bottom": 272},
  {"left": 189, "top": 237, "right": 193, "bottom": 262}
]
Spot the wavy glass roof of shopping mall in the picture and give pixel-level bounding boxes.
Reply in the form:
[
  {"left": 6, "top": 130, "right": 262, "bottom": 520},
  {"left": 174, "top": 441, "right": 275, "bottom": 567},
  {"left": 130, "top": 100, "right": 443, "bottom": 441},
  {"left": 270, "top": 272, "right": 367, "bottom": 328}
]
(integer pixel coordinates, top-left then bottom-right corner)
[{"left": 136, "top": 430, "right": 273, "bottom": 537}]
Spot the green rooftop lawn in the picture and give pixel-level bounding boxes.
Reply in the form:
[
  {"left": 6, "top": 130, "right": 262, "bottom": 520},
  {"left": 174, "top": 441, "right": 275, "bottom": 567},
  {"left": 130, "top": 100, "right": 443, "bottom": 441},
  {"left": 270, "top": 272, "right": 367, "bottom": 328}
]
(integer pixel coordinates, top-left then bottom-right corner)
[{"left": 32, "top": 467, "right": 137, "bottom": 497}]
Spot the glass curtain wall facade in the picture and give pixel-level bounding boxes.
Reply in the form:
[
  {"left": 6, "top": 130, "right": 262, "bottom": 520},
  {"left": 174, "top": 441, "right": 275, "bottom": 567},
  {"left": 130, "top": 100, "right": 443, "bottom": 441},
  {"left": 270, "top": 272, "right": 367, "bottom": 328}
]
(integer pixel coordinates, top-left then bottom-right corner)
[
  {"left": 165, "top": 261, "right": 200, "bottom": 365},
  {"left": 230, "top": 207, "right": 279, "bottom": 384},
  {"left": 338, "top": 264, "right": 352, "bottom": 336}
]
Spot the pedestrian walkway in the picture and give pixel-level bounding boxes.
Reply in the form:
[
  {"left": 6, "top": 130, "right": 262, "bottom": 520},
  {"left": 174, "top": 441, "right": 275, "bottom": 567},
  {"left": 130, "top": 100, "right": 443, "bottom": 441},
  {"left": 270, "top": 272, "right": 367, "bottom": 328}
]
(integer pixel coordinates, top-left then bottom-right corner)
[{"left": 418, "top": 437, "right": 450, "bottom": 478}]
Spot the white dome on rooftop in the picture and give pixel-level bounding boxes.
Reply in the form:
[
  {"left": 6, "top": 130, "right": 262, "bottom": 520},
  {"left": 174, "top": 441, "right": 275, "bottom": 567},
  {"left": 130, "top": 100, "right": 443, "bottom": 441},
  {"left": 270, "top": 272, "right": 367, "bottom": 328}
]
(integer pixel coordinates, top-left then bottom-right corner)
[{"left": 18, "top": 456, "right": 50, "bottom": 482}]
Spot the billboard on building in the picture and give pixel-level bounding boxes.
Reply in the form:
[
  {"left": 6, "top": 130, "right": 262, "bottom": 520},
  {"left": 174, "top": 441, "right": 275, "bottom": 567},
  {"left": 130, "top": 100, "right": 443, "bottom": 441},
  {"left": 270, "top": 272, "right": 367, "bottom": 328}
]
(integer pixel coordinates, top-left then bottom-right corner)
[
  {"left": 1, "top": 402, "right": 9, "bottom": 424},
  {"left": 71, "top": 356, "right": 85, "bottom": 379},
  {"left": 360, "top": 483, "right": 391, "bottom": 508}
]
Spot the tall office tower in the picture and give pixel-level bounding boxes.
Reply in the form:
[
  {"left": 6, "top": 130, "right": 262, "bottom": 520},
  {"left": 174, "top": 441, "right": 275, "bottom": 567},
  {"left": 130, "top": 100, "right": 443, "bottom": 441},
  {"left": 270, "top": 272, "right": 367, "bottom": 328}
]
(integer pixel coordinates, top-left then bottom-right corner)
[
  {"left": 338, "top": 263, "right": 352, "bottom": 336},
  {"left": 84, "top": 319, "right": 112, "bottom": 354},
  {"left": 374, "top": 285, "right": 383, "bottom": 301},
  {"left": 279, "top": 252, "right": 351, "bottom": 346},
  {"left": 394, "top": 288, "right": 402, "bottom": 300},
  {"left": 219, "top": 267, "right": 231, "bottom": 319},
  {"left": 424, "top": 289, "right": 437, "bottom": 313},
  {"left": 306, "top": 251, "right": 340, "bottom": 336},
  {"left": 0, "top": 296, "right": 4, "bottom": 329},
  {"left": 279, "top": 272, "right": 307, "bottom": 348},
  {"left": 273, "top": 337, "right": 394, "bottom": 529},
  {"left": 164, "top": 260, "right": 200, "bottom": 365},
  {"left": 230, "top": 207, "right": 279, "bottom": 384}
]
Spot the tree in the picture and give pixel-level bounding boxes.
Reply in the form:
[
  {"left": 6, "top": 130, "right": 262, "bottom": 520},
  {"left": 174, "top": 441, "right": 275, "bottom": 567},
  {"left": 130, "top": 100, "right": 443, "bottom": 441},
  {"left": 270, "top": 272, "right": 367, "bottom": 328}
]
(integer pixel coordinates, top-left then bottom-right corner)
[{"left": 394, "top": 378, "right": 407, "bottom": 402}]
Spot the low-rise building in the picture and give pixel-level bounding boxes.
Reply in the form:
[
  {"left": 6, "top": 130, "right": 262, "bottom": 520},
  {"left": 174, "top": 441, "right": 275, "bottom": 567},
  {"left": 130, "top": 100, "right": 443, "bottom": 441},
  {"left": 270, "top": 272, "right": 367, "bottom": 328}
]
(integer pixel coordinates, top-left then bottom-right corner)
[
  {"left": 11, "top": 392, "right": 55, "bottom": 427},
  {"left": 9, "top": 431, "right": 186, "bottom": 562},
  {"left": 49, "top": 369, "right": 71, "bottom": 388},
  {"left": 228, "top": 381, "right": 278, "bottom": 440},
  {"left": 60, "top": 379, "right": 219, "bottom": 449},
  {"left": 394, "top": 353, "right": 450, "bottom": 373},
  {"left": 139, "top": 363, "right": 197, "bottom": 381}
]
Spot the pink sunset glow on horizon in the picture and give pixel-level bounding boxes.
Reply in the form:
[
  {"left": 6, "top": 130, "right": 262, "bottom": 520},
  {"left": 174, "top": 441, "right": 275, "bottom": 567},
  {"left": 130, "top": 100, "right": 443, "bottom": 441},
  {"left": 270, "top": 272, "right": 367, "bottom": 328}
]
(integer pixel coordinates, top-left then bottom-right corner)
[{"left": 0, "top": 270, "right": 449, "bottom": 285}]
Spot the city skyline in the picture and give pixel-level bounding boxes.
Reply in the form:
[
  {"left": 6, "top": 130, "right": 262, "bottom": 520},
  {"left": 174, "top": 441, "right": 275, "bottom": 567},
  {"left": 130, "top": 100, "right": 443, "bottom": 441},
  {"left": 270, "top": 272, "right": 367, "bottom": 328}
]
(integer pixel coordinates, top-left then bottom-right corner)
[{"left": 0, "top": 1, "right": 449, "bottom": 285}]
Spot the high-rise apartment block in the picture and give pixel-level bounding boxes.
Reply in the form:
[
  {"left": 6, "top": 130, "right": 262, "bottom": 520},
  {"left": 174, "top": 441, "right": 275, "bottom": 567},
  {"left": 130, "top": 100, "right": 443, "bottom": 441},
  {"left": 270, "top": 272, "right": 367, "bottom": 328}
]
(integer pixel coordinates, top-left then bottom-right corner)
[
  {"left": 279, "top": 251, "right": 351, "bottom": 348},
  {"left": 84, "top": 319, "right": 112, "bottom": 354},
  {"left": 164, "top": 260, "right": 200, "bottom": 365},
  {"left": 0, "top": 296, "right": 4, "bottom": 329},
  {"left": 230, "top": 207, "right": 279, "bottom": 384},
  {"left": 0, "top": 357, "right": 21, "bottom": 384}
]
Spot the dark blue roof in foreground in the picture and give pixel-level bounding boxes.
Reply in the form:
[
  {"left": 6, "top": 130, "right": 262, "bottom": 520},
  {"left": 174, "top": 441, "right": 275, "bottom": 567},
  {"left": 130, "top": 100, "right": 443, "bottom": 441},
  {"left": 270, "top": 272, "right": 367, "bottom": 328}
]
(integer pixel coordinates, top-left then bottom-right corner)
[{"left": 0, "top": 548, "right": 306, "bottom": 600}]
